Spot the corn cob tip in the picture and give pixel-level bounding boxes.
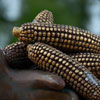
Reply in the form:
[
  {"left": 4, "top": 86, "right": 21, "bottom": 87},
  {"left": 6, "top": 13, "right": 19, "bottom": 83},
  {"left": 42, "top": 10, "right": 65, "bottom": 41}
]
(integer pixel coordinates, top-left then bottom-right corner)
[
  {"left": 27, "top": 44, "right": 32, "bottom": 51},
  {"left": 12, "top": 27, "right": 22, "bottom": 37}
]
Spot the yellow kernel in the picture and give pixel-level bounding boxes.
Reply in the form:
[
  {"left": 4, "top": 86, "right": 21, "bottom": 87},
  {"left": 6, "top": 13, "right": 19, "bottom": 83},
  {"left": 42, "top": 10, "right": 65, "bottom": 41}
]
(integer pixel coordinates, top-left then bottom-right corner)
[{"left": 38, "top": 27, "right": 41, "bottom": 30}]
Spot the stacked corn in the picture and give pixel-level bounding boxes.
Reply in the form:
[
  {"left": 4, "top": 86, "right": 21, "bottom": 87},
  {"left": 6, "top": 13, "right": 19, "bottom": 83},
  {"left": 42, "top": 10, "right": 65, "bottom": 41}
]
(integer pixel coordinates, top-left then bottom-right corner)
[{"left": 3, "top": 10, "right": 100, "bottom": 100}]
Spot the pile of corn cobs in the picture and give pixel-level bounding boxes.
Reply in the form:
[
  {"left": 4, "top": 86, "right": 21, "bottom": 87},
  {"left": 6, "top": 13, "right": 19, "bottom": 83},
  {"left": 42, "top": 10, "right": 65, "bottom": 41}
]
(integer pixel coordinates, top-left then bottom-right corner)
[{"left": 3, "top": 10, "right": 100, "bottom": 100}]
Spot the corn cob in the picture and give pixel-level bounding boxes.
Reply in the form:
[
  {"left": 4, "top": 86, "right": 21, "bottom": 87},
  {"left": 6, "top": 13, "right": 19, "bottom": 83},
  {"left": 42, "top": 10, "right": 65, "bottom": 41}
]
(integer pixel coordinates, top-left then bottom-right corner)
[
  {"left": 33, "top": 10, "right": 53, "bottom": 24},
  {"left": 13, "top": 22, "right": 100, "bottom": 53},
  {"left": 27, "top": 42, "right": 100, "bottom": 100},
  {"left": 3, "top": 42, "right": 33, "bottom": 68},
  {"left": 70, "top": 53, "right": 100, "bottom": 78}
]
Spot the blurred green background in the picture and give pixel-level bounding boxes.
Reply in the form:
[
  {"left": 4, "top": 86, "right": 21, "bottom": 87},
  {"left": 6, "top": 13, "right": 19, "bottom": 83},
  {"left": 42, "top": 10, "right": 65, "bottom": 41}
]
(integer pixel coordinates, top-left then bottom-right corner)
[{"left": 0, "top": 0, "right": 100, "bottom": 48}]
